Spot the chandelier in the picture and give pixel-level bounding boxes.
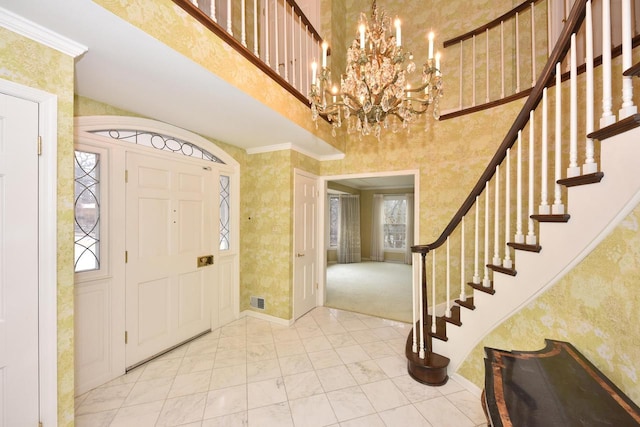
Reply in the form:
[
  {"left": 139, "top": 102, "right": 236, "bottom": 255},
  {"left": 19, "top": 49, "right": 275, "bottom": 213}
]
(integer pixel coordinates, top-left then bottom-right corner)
[{"left": 309, "top": 0, "right": 443, "bottom": 139}]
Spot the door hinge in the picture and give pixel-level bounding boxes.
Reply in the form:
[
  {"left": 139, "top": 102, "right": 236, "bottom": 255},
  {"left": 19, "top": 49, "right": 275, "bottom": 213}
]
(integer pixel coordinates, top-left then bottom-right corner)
[
  {"left": 39, "top": 422, "right": 43, "bottom": 427},
  {"left": 125, "top": 169, "right": 128, "bottom": 183},
  {"left": 125, "top": 251, "right": 128, "bottom": 263},
  {"left": 125, "top": 331, "right": 128, "bottom": 344},
  {"left": 37, "top": 136, "right": 42, "bottom": 156},
  {"left": 316, "top": 283, "right": 319, "bottom": 289}
]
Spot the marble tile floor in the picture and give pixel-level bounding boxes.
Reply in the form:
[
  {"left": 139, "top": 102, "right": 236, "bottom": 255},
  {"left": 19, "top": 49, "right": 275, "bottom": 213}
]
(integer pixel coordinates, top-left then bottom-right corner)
[{"left": 75, "top": 307, "right": 487, "bottom": 427}]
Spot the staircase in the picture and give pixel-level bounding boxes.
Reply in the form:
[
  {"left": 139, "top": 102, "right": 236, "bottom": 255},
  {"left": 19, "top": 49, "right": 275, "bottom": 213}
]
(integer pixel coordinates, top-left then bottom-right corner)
[{"left": 406, "top": 0, "right": 640, "bottom": 384}]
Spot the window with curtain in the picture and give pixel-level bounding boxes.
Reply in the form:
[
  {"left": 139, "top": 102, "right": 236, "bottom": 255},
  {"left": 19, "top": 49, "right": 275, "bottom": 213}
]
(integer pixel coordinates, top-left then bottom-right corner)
[
  {"left": 371, "top": 193, "right": 414, "bottom": 264},
  {"left": 383, "top": 195, "right": 408, "bottom": 250}
]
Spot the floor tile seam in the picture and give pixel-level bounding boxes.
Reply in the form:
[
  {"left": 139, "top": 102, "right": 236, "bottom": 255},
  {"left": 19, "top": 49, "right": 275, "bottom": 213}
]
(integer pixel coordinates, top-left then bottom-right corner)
[{"left": 440, "top": 391, "right": 484, "bottom": 425}]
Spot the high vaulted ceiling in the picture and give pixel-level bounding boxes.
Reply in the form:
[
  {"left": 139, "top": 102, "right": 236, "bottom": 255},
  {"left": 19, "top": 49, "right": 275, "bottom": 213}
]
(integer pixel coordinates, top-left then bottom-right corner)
[{"left": 0, "top": 0, "right": 344, "bottom": 160}]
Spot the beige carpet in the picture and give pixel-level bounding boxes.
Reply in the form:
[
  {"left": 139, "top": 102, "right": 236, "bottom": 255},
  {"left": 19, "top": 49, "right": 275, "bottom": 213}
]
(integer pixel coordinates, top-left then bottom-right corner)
[{"left": 325, "top": 261, "right": 412, "bottom": 323}]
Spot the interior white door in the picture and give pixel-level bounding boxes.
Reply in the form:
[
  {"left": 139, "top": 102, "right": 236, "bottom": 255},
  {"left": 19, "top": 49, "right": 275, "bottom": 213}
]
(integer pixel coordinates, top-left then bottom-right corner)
[
  {"left": 0, "top": 93, "right": 40, "bottom": 425},
  {"left": 125, "top": 152, "right": 216, "bottom": 367},
  {"left": 293, "top": 171, "right": 318, "bottom": 319}
]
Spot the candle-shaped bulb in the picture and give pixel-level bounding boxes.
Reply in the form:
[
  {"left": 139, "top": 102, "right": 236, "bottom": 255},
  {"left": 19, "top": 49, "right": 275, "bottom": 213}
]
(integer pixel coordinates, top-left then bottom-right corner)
[
  {"left": 406, "top": 83, "right": 411, "bottom": 97},
  {"left": 428, "top": 31, "right": 435, "bottom": 59},
  {"left": 435, "top": 52, "right": 441, "bottom": 76},
  {"left": 311, "top": 61, "right": 317, "bottom": 85},
  {"left": 394, "top": 18, "right": 401, "bottom": 46},
  {"left": 332, "top": 86, "right": 338, "bottom": 103},
  {"left": 359, "top": 24, "right": 366, "bottom": 49},
  {"left": 321, "top": 42, "right": 328, "bottom": 68}
]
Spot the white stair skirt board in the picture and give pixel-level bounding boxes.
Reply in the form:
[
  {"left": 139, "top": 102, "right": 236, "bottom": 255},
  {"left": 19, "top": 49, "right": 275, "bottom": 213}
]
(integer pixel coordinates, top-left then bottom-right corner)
[{"left": 437, "top": 127, "right": 640, "bottom": 373}]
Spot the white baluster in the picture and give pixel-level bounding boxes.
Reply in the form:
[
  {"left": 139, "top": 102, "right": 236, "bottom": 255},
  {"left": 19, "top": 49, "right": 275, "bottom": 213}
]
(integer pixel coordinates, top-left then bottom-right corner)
[
  {"left": 265, "top": 0, "right": 270, "bottom": 66},
  {"left": 486, "top": 28, "right": 490, "bottom": 103},
  {"left": 210, "top": 0, "right": 217, "bottom": 23},
  {"left": 274, "top": 0, "right": 279, "bottom": 74},
  {"left": 526, "top": 111, "right": 537, "bottom": 245},
  {"left": 539, "top": 88, "right": 550, "bottom": 214},
  {"left": 473, "top": 197, "right": 481, "bottom": 284},
  {"left": 283, "top": 5, "right": 288, "bottom": 81},
  {"left": 493, "top": 165, "right": 501, "bottom": 266},
  {"left": 431, "top": 250, "right": 436, "bottom": 336},
  {"left": 601, "top": 0, "right": 615, "bottom": 127},
  {"left": 619, "top": 0, "right": 637, "bottom": 119},
  {"left": 531, "top": 2, "right": 536, "bottom": 88},
  {"left": 412, "top": 252, "right": 419, "bottom": 354},
  {"left": 253, "top": 0, "right": 258, "bottom": 56},
  {"left": 568, "top": 34, "right": 580, "bottom": 178},
  {"left": 500, "top": 20, "right": 505, "bottom": 98},
  {"left": 227, "top": 0, "right": 233, "bottom": 36},
  {"left": 515, "top": 130, "right": 525, "bottom": 243},
  {"left": 553, "top": 62, "right": 566, "bottom": 215},
  {"left": 241, "top": 0, "right": 247, "bottom": 47},
  {"left": 503, "top": 149, "right": 512, "bottom": 268},
  {"left": 291, "top": 9, "right": 296, "bottom": 88},
  {"left": 459, "top": 40, "right": 464, "bottom": 110},
  {"left": 584, "top": 0, "right": 597, "bottom": 174},
  {"left": 460, "top": 216, "right": 467, "bottom": 300},
  {"left": 483, "top": 182, "right": 491, "bottom": 287},
  {"left": 472, "top": 35, "right": 476, "bottom": 106},
  {"left": 446, "top": 238, "right": 451, "bottom": 317},
  {"left": 516, "top": 12, "right": 521, "bottom": 93}
]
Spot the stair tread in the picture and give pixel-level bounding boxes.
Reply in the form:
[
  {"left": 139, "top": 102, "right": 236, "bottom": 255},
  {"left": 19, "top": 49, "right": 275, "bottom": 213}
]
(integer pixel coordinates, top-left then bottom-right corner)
[
  {"left": 588, "top": 113, "right": 640, "bottom": 141},
  {"left": 456, "top": 297, "right": 475, "bottom": 310},
  {"left": 487, "top": 264, "right": 517, "bottom": 276},
  {"left": 622, "top": 62, "right": 640, "bottom": 77},
  {"left": 443, "top": 305, "right": 462, "bottom": 326},
  {"left": 508, "top": 242, "right": 542, "bottom": 252},
  {"left": 467, "top": 281, "right": 496, "bottom": 294},
  {"left": 531, "top": 214, "right": 571, "bottom": 223},
  {"left": 557, "top": 172, "right": 604, "bottom": 187}
]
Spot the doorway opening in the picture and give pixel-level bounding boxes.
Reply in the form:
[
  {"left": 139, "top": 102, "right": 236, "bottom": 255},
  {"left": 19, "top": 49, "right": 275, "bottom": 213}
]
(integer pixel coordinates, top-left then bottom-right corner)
[{"left": 321, "top": 171, "right": 418, "bottom": 323}]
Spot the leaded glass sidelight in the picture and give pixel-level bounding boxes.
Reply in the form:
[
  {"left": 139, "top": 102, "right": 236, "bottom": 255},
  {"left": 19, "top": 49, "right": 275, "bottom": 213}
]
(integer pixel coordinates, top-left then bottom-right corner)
[
  {"left": 74, "top": 150, "right": 101, "bottom": 272},
  {"left": 219, "top": 175, "right": 231, "bottom": 250}
]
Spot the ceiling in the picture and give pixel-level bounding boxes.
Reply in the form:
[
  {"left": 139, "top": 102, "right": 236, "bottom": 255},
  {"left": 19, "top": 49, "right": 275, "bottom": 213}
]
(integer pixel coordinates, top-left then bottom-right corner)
[{"left": 0, "top": 0, "right": 343, "bottom": 159}]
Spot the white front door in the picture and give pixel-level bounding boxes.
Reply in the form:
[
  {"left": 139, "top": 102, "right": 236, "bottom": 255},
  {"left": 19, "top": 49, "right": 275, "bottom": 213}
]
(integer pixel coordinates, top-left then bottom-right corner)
[
  {"left": 293, "top": 171, "right": 318, "bottom": 319},
  {"left": 125, "top": 151, "right": 216, "bottom": 367},
  {"left": 0, "top": 93, "right": 39, "bottom": 425}
]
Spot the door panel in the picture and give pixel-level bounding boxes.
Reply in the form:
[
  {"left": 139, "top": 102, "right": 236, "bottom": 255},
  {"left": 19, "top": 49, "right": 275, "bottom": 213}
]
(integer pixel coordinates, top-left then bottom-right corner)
[
  {"left": 126, "top": 152, "right": 215, "bottom": 367},
  {"left": 0, "top": 93, "right": 39, "bottom": 426},
  {"left": 294, "top": 172, "right": 318, "bottom": 319}
]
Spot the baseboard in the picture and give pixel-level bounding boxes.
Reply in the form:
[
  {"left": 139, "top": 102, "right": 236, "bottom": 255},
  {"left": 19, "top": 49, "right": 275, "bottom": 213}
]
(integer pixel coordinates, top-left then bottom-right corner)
[
  {"left": 451, "top": 373, "right": 483, "bottom": 397},
  {"left": 240, "top": 309, "right": 294, "bottom": 327}
]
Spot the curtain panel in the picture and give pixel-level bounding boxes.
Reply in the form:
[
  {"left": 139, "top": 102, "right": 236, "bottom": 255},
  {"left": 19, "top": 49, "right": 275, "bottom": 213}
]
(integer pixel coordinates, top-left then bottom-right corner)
[
  {"left": 337, "top": 194, "right": 362, "bottom": 263},
  {"left": 370, "top": 194, "right": 385, "bottom": 261}
]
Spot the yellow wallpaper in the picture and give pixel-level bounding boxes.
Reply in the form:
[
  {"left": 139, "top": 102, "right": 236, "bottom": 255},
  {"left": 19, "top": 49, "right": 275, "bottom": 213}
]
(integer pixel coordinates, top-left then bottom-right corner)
[
  {"left": 0, "top": 28, "right": 76, "bottom": 426},
  {"left": 241, "top": 150, "right": 294, "bottom": 318},
  {"left": 458, "top": 201, "right": 640, "bottom": 404}
]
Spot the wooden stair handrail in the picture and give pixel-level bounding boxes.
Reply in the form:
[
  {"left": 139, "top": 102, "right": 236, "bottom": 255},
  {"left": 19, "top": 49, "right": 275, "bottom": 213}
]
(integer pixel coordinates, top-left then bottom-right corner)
[{"left": 412, "top": 0, "right": 588, "bottom": 255}]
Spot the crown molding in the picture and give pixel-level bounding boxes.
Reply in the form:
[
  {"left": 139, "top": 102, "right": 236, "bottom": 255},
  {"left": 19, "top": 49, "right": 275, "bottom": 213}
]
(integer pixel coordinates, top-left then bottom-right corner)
[
  {"left": 0, "top": 6, "right": 87, "bottom": 57},
  {"left": 246, "top": 142, "right": 345, "bottom": 161}
]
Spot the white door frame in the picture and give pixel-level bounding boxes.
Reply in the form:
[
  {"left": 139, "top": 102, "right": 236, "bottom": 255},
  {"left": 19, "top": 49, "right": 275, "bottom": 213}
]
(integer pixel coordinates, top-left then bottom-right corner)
[
  {"left": 318, "top": 170, "right": 420, "bottom": 306},
  {"left": 0, "top": 78, "right": 58, "bottom": 425}
]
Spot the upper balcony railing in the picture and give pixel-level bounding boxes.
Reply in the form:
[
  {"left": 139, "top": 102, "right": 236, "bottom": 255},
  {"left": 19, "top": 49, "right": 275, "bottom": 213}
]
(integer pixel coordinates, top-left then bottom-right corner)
[
  {"left": 173, "top": 0, "right": 324, "bottom": 106},
  {"left": 440, "top": 0, "right": 640, "bottom": 120}
]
